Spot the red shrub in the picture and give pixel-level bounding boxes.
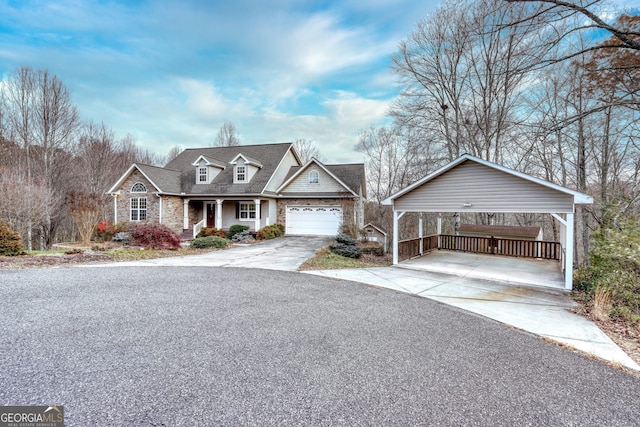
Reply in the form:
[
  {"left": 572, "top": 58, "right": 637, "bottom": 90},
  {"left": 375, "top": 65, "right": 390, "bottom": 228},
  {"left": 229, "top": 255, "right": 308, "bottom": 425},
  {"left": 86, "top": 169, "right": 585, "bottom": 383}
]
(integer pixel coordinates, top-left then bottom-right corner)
[{"left": 127, "top": 223, "right": 181, "bottom": 250}]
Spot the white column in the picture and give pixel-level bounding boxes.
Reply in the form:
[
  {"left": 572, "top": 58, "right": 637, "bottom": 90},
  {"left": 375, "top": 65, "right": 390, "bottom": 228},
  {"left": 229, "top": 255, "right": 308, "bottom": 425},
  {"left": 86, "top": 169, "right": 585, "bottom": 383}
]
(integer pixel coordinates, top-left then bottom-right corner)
[
  {"left": 113, "top": 194, "right": 118, "bottom": 223},
  {"left": 158, "top": 195, "right": 163, "bottom": 224},
  {"left": 183, "top": 199, "right": 190, "bottom": 229},
  {"left": 203, "top": 202, "right": 207, "bottom": 223},
  {"left": 565, "top": 212, "right": 574, "bottom": 290},
  {"left": 437, "top": 214, "right": 442, "bottom": 248},
  {"left": 419, "top": 213, "right": 424, "bottom": 256},
  {"left": 216, "top": 199, "right": 223, "bottom": 229},
  {"left": 393, "top": 210, "right": 399, "bottom": 265},
  {"left": 254, "top": 199, "right": 261, "bottom": 231}
]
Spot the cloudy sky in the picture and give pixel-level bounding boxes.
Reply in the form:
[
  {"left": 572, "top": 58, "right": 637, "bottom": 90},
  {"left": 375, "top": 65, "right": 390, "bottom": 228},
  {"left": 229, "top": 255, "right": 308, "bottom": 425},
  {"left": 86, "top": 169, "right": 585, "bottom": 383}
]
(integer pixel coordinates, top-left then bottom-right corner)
[{"left": 0, "top": 0, "right": 442, "bottom": 163}]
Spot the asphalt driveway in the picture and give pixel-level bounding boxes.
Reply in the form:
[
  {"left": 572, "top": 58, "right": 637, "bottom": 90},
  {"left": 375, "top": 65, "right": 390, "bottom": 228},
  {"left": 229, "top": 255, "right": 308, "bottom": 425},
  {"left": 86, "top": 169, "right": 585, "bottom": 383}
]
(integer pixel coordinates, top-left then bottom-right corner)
[{"left": 1, "top": 267, "right": 639, "bottom": 426}]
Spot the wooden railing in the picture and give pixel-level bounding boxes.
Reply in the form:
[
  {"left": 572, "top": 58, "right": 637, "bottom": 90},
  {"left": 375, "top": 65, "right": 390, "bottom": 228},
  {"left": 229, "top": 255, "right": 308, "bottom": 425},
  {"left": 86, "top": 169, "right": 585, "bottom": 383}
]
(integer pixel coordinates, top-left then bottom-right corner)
[{"left": 398, "top": 234, "right": 561, "bottom": 262}]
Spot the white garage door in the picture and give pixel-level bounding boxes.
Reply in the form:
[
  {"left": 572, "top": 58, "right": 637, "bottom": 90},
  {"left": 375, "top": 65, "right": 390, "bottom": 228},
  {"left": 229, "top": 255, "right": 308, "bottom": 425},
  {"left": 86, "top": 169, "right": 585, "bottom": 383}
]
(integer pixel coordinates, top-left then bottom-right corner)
[{"left": 286, "top": 206, "right": 343, "bottom": 236}]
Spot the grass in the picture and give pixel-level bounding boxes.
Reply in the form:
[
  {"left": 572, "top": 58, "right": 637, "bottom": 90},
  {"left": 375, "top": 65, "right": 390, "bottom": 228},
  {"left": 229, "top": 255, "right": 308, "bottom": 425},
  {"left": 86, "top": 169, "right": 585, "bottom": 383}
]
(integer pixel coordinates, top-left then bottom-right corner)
[{"left": 299, "top": 247, "right": 392, "bottom": 270}]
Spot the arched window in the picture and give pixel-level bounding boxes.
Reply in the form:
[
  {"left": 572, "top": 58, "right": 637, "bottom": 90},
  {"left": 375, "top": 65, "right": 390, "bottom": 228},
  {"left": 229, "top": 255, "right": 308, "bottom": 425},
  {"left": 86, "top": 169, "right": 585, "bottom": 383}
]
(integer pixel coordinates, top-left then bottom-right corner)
[
  {"left": 309, "top": 170, "right": 319, "bottom": 184},
  {"left": 131, "top": 182, "right": 147, "bottom": 193}
]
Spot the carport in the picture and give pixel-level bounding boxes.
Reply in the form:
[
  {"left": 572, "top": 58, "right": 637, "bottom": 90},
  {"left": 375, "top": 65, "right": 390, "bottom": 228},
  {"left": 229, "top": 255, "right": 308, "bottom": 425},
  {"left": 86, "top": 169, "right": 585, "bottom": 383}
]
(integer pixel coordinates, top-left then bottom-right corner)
[{"left": 382, "top": 154, "right": 593, "bottom": 290}]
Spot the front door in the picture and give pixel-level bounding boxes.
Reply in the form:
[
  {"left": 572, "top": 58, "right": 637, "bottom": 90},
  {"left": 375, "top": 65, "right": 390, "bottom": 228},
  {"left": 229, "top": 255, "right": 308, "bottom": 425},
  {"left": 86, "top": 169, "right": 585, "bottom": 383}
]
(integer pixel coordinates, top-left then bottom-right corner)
[{"left": 206, "top": 203, "right": 215, "bottom": 228}]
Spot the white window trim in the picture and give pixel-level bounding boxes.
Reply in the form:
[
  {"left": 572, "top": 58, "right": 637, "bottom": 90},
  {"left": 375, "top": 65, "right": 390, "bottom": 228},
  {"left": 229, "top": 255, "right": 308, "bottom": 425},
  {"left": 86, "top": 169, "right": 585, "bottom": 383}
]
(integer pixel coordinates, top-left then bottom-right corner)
[
  {"left": 130, "top": 197, "right": 147, "bottom": 221},
  {"left": 309, "top": 170, "right": 319, "bottom": 184},
  {"left": 235, "top": 165, "right": 247, "bottom": 183},
  {"left": 198, "top": 166, "right": 208, "bottom": 183},
  {"left": 131, "top": 182, "right": 147, "bottom": 193},
  {"left": 239, "top": 202, "right": 256, "bottom": 220}
]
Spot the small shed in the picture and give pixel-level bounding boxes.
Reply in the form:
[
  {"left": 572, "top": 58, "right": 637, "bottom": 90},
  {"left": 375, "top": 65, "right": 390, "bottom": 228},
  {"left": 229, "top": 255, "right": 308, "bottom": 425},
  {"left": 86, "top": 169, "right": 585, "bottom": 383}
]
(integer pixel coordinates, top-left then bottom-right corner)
[
  {"left": 363, "top": 223, "right": 388, "bottom": 251},
  {"left": 382, "top": 154, "right": 593, "bottom": 290}
]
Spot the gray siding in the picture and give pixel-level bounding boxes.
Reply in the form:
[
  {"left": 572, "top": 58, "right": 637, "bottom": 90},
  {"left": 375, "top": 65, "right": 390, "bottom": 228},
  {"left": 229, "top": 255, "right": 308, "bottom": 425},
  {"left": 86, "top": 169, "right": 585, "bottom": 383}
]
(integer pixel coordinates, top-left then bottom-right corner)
[
  {"left": 395, "top": 160, "right": 574, "bottom": 213},
  {"left": 281, "top": 167, "right": 344, "bottom": 193},
  {"left": 265, "top": 149, "right": 300, "bottom": 193}
]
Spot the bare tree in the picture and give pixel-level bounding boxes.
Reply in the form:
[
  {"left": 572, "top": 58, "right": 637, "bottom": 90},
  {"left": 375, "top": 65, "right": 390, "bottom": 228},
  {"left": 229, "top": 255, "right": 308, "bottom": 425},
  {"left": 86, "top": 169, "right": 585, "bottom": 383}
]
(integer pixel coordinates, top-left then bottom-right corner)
[
  {"left": 163, "top": 145, "right": 184, "bottom": 165},
  {"left": 504, "top": 0, "right": 640, "bottom": 54},
  {"left": 293, "top": 138, "right": 323, "bottom": 163},
  {"left": 392, "top": 0, "right": 544, "bottom": 164},
  {"left": 0, "top": 167, "right": 52, "bottom": 244},
  {"left": 213, "top": 121, "right": 241, "bottom": 147}
]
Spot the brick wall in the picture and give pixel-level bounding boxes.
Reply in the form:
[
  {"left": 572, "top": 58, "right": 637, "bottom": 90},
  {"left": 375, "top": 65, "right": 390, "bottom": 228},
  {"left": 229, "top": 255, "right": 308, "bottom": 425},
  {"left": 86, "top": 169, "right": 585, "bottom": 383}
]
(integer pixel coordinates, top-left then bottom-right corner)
[{"left": 115, "top": 171, "right": 160, "bottom": 225}]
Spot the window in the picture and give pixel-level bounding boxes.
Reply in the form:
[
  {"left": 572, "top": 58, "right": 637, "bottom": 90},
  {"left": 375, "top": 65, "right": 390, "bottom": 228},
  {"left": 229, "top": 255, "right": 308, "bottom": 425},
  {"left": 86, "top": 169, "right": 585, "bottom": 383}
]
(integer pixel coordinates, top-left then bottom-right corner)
[
  {"left": 198, "top": 167, "right": 207, "bottom": 183},
  {"left": 130, "top": 197, "right": 147, "bottom": 221},
  {"left": 309, "top": 170, "right": 319, "bottom": 184},
  {"left": 235, "top": 166, "right": 246, "bottom": 182},
  {"left": 239, "top": 202, "right": 256, "bottom": 219},
  {"left": 131, "top": 182, "right": 147, "bottom": 192}
]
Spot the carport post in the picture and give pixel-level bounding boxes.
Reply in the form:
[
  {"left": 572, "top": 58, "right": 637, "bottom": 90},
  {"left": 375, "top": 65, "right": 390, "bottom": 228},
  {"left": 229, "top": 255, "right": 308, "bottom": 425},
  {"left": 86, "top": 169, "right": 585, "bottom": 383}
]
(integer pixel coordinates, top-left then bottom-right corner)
[
  {"left": 393, "top": 210, "right": 401, "bottom": 265},
  {"left": 565, "top": 212, "right": 574, "bottom": 291},
  {"left": 419, "top": 213, "right": 423, "bottom": 256}
]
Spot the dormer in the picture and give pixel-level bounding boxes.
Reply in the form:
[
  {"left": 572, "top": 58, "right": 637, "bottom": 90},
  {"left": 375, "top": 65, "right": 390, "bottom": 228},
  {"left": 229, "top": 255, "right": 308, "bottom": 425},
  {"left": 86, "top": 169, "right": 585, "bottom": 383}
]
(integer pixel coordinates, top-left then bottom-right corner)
[
  {"left": 229, "top": 153, "right": 263, "bottom": 184},
  {"left": 192, "top": 155, "right": 226, "bottom": 184}
]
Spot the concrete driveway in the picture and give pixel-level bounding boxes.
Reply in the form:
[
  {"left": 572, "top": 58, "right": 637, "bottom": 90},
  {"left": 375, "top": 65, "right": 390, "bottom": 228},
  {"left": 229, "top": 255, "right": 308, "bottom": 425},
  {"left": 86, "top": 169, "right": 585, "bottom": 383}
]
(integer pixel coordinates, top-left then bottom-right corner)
[{"left": 92, "top": 235, "right": 330, "bottom": 271}]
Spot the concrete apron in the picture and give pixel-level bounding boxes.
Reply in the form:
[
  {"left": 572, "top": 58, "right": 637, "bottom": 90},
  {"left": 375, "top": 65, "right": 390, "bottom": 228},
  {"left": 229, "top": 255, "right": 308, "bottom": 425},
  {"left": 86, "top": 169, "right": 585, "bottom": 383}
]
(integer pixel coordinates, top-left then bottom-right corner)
[{"left": 305, "top": 265, "right": 640, "bottom": 372}]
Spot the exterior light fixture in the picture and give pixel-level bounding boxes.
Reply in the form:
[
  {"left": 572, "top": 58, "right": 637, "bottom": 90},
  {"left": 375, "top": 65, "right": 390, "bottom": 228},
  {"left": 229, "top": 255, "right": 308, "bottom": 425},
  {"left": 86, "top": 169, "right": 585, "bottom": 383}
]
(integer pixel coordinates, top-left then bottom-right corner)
[{"left": 462, "top": 203, "right": 472, "bottom": 208}]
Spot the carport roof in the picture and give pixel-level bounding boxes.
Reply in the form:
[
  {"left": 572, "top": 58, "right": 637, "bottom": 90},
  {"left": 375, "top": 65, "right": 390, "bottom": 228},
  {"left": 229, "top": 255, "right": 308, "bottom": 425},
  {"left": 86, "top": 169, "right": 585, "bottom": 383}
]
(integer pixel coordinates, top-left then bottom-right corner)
[{"left": 382, "top": 154, "right": 593, "bottom": 208}]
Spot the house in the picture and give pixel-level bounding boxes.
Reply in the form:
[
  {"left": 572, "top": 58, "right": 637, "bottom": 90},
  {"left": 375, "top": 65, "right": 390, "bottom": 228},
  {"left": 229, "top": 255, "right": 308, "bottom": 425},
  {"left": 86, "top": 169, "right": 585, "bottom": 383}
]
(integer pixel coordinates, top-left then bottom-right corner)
[{"left": 107, "top": 143, "right": 366, "bottom": 238}]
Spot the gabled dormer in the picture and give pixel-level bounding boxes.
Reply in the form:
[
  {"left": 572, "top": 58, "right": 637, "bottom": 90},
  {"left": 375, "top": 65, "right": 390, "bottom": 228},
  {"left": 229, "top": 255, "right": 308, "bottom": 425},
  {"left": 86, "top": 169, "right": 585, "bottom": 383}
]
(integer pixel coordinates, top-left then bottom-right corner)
[
  {"left": 229, "top": 153, "right": 263, "bottom": 184},
  {"left": 192, "top": 155, "right": 226, "bottom": 184}
]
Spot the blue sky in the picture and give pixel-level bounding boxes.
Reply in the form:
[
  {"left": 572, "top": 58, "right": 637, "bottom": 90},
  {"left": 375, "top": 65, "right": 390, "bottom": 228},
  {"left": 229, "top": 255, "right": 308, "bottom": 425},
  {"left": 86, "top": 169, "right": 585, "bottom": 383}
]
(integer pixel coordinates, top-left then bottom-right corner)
[{"left": 0, "top": 0, "right": 441, "bottom": 163}]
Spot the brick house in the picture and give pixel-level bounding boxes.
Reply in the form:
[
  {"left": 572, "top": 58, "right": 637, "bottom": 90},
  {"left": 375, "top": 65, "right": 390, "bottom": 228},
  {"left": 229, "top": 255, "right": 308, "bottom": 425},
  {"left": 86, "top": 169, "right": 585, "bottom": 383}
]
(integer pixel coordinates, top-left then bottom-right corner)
[{"left": 107, "top": 143, "right": 366, "bottom": 237}]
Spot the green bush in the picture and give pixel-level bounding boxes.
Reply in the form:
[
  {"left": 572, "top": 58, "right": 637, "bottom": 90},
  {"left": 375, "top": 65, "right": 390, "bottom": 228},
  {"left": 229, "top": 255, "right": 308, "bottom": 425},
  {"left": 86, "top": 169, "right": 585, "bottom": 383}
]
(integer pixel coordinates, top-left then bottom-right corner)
[
  {"left": 329, "top": 242, "right": 362, "bottom": 259},
  {"left": 578, "top": 203, "right": 640, "bottom": 324},
  {"left": 335, "top": 234, "right": 357, "bottom": 246},
  {"left": 0, "top": 221, "right": 24, "bottom": 256},
  {"left": 257, "top": 224, "right": 285, "bottom": 240},
  {"left": 197, "top": 227, "right": 227, "bottom": 238},
  {"left": 232, "top": 230, "right": 253, "bottom": 242},
  {"left": 228, "top": 224, "right": 249, "bottom": 238},
  {"left": 191, "top": 236, "right": 229, "bottom": 249},
  {"left": 127, "top": 223, "right": 181, "bottom": 250}
]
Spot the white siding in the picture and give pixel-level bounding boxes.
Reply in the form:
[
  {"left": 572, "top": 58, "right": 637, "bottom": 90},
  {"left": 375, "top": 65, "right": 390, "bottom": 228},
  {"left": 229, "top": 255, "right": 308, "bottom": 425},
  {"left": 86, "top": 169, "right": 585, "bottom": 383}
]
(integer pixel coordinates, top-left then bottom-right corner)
[
  {"left": 395, "top": 160, "right": 574, "bottom": 213},
  {"left": 282, "top": 167, "right": 344, "bottom": 193}
]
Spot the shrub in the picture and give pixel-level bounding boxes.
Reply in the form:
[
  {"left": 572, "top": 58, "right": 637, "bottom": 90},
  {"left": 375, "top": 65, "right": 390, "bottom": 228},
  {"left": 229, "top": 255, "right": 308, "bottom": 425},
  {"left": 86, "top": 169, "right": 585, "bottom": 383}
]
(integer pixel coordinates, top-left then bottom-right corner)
[
  {"left": 112, "top": 231, "right": 132, "bottom": 244},
  {"left": 197, "top": 227, "right": 227, "bottom": 238},
  {"left": 127, "top": 223, "right": 181, "bottom": 250},
  {"left": 191, "top": 236, "right": 229, "bottom": 249},
  {"left": 577, "top": 203, "right": 640, "bottom": 324},
  {"left": 228, "top": 224, "right": 249, "bottom": 238},
  {"left": 93, "top": 220, "right": 116, "bottom": 242},
  {"left": 232, "top": 230, "right": 254, "bottom": 243},
  {"left": 329, "top": 242, "right": 362, "bottom": 259},
  {"left": 335, "top": 234, "right": 357, "bottom": 246},
  {"left": 360, "top": 244, "right": 384, "bottom": 257},
  {"left": 257, "top": 224, "right": 285, "bottom": 240},
  {"left": 0, "top": 221, "right": 24, "bottom": 256}
]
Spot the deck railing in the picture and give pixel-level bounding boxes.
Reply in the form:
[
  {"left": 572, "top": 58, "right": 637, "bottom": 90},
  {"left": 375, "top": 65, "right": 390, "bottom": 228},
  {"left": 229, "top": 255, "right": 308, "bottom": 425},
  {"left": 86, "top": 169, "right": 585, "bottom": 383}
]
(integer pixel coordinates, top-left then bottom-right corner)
[{"left": 398, "top": 234, "right": 561, "bottom": 262}]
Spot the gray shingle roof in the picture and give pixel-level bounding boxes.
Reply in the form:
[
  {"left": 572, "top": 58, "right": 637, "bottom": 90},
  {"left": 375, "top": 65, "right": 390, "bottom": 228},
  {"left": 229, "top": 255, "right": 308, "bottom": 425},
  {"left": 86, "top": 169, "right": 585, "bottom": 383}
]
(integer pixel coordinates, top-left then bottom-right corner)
[
  {"left": 164, "top": 143, "right": 294, "bottom": 195},
  {"left": 135, "top": 164, "right": 182, "bottom": 194}
]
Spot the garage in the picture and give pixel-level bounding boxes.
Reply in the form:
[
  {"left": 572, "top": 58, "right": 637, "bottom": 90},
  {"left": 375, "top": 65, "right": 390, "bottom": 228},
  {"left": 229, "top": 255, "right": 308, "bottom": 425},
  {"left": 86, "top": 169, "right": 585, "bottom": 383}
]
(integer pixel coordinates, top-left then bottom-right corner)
[{"left": 286, "top": 206, "right": 342, "bottom": 236}]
